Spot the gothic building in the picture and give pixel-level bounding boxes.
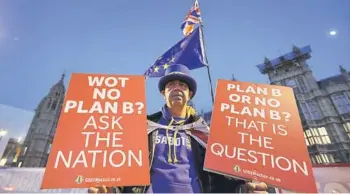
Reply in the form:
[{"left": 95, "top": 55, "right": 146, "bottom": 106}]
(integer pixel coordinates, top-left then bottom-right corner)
[
  {"left": 202, "top": 45, "right": 350, "bottom": 164},
  {"left": 256, "top": 45, "right": 350, "bottom": 164},
  {"left": 0, "top": 138, "right": 22, "bottom": 167},
  {"left": 17, "top": 74, "right": 66, "bottom": 167}
]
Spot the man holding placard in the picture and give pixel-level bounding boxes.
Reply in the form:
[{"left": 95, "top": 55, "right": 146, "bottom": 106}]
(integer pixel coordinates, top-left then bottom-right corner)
[{"left": 89, "top": 64, "right": 268, "bottom": 193}]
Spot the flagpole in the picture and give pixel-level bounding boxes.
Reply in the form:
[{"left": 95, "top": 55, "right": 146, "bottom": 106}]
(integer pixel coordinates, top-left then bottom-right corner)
[
  {"left": 196, "top": 0, "right": 215, "bottom": 105},
  {"left": 200, "top": 25, "right": 215, "bottom": 105}
]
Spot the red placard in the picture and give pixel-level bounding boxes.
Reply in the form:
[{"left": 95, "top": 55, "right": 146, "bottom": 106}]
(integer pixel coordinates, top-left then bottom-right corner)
[
  {"left": 204, "top": 79, "right": 317, "bottom": 193},
  {"left": 41, "top": 73, "right": 150, "bottom": 189}
]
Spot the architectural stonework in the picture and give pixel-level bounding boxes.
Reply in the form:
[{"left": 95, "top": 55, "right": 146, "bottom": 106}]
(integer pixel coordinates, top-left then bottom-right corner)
[
  {"left": 17, "top": 74, "right": 66, "bottom": 167},
  {"left": 257, "top": 45, "right": 349, "bottom": 164},
  {"left": 203, "top": 45, "right": 350, "bottom": 164},
  {"left": 0, "top": 138, "right": 22, "bottom": 167}
]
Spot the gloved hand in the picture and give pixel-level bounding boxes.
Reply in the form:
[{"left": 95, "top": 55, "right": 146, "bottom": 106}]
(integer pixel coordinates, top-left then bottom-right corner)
[
  {"left": 88, "top": 185, "right": 112, "bottom": 193},
  {"left": 241, "top": 181, "right": 268, "bottom": 193}
]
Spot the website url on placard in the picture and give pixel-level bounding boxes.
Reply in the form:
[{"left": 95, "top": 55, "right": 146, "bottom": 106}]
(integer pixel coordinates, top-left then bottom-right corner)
[
  {"left": 84, "top": 177, "right": 122, "bottom": 183},
  {"left": 242, "top": 169, "right": 281, "bottom": 182}
]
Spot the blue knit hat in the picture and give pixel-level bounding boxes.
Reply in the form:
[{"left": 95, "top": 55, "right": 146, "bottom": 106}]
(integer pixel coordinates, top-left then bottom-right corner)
[{"left": 158, "top": 64, "right": 197, "bottom": 98}]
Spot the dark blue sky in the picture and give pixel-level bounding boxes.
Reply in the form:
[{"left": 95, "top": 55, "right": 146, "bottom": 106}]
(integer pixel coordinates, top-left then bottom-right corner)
[{"left": 0, "top": 0, "right": 349, "bottom": 115}]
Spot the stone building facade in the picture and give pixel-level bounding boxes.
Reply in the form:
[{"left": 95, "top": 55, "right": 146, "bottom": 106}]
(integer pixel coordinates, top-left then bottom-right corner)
[
  {"left": 203, "top": 45, "right": 350, "bottom": 164},
  {"left": 256, "top": 45, "right": 349, "bottom": 164},
  {"left": 17, "top": 74, "right": 66, "bottom": 167},
  {"left": 0, "top": 138, "right": 22, "bottom": 167}
]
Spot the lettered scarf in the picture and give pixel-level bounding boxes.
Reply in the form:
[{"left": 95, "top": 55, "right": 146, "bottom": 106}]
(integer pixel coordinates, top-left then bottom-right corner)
[{"left": 147, "top": 113, "right": 210, "bottom": 148}]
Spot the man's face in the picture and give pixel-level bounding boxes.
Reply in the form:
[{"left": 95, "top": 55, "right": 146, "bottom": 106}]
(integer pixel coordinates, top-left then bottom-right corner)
[{"left": 162, "top": 80, "right": 193, "bottom": 107}]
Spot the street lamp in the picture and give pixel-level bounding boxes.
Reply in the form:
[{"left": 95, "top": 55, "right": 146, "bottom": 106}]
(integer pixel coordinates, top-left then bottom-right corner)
[{"left": 0, "top": 128, "right": 8, "bottom": 142}]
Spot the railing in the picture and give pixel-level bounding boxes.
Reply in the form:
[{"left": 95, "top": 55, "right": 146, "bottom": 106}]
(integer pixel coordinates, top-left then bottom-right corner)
[{"left": 0, "top": 168, "right": 87, "bottom": 193}]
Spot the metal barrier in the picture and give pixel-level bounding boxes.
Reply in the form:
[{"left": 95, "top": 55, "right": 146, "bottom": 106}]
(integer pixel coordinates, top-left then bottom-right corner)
[
  {"left": 279, "top": 163, "right": 350, "bottom": 193},
  {"left": 0, "top": 167, "right": 87, "bottom": 193}
]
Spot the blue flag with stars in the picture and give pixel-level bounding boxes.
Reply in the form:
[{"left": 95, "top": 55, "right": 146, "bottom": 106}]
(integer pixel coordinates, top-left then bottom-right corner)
[{"left": 144, "top": 27, "right": 207, "bottom": 78}]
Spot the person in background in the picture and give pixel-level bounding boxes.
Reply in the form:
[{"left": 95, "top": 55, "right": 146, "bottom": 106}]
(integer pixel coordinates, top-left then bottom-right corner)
[{"left": 88, "top": 64, "right": 268, "bottom": 193}]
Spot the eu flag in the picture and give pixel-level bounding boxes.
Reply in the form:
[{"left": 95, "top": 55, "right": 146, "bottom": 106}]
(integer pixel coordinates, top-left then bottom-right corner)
[{"left": 144, "top": 27, "right": 207, "bottom": 78}]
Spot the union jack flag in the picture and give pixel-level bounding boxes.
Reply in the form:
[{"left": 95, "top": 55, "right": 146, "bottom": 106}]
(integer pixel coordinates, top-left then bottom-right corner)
[{"left": 180, "top": 0, "right": 202, "bottom": 36}]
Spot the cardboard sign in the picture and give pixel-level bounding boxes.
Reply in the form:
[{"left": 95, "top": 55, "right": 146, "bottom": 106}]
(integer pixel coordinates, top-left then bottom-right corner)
[
  {"left": 204, "top": 79, "right": 317, "bottom": 193},
  {"left": 41, "top": 73, "right": 150, "bottom": 189}
]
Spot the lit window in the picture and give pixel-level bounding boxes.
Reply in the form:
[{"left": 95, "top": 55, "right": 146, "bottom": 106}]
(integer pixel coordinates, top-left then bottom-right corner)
[
  {"left": 0, "top": 159, "right": 7, "bottom": 166},
  {"left": 343, "top": 122, "right": 350, "bottom": 137},
  {"left": 305, "top": 139, "right": 309, "bottom": 146},
  {"left": 321, "top": 154, "right": 330, "bottom": 163},
  {"left": 313, "top": 154, "right": 335, "bottom": 164},
  {"left": 315, "top": 155, "right": 322, "bottom": 164},
  {"left": 309, "top": 137, "right": 315, "bottom": 145},
  {"left": 318, "top": 127, "right": 327, "bottom": 135},
  {"left": 311, "top": 157, "right": 316, "bottom": 164},
  {"left": 329, "top": 154, "right": 335, "bottom": 163},
  {"left": 306, "top": 130, "right": 312, "bottom": 137},
  {"left": 23, "top": 147, "right": 28, "bottom": 155},
  {"left": 321, "top": 136, "right": 331, "bottom": 144},
  {"left": 305, "top": 127, "right": 332, "bottom": 145},
  {"left": 304, "top": 133, "right": 309, "bottom": 146},
  {"left": 314, "top": 137, "right": 322, "bottom": 144},
  {"left": 312, "top": 128, "right": 318, "bottom": 136},
  {"left": 47, "top": 144, "right": 52, "bottom": 154}
]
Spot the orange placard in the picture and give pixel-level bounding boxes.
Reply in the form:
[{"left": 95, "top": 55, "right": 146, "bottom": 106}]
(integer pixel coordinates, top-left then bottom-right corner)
[
  {"left": 204, "top": 79, "right": 317, "bottom": 193},
  {"left": 41, "top": 73, "right": 150, "bottom": 189}
]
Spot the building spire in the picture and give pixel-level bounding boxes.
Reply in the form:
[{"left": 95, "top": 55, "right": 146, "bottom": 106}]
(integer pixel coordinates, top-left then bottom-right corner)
[
  {"left": 48, "top": 71, "right": 66, "bottom": 93},
  {"left": 339, "top": 65, "right": 347, "bottom": 73},
  {"left": 60, "top": 70, "right": 66, "bottom": 82},
  {"left": 292, "top": 44, "right": 301, "bottom": 55},
  {"left": 264, "top": 57, "right": 273, "bottom": 72},
  {"left": 231, "top": 74, "right": 236, "bottom": 81}
]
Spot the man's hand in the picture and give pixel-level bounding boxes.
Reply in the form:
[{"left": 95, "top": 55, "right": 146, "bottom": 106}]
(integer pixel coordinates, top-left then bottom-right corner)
[
  {"left": 243, "top": 181, "right": 268, "bottom": 193},
  {"left": 88, "top": 185, "right": 113, "bottom": 193}
]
